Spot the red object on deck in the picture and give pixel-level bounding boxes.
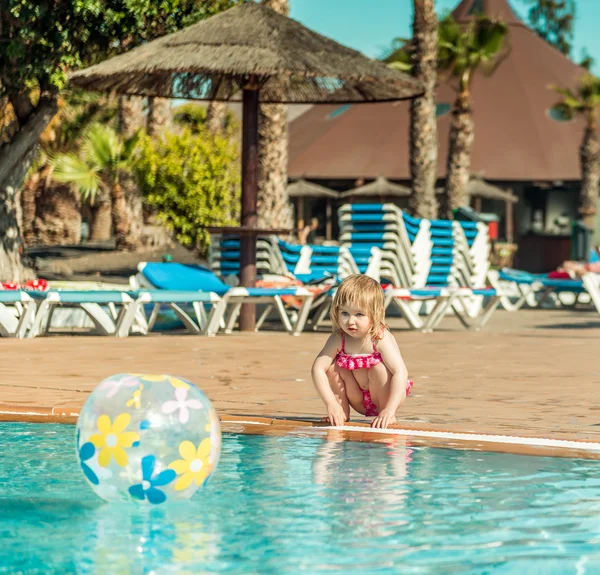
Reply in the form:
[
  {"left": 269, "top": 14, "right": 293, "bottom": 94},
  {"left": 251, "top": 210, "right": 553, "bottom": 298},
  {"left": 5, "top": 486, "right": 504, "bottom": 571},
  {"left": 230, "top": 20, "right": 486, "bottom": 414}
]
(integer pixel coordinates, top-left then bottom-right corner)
[{"left": 488, "top": 221, "right": 498, "bottom": 241}]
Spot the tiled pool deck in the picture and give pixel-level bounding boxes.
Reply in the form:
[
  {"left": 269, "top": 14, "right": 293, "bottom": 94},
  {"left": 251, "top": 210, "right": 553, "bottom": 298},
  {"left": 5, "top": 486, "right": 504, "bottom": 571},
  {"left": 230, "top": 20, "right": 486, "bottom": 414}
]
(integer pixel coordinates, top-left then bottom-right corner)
[{"left": 2, "top": 309, "right": 600, "bottom": 457}]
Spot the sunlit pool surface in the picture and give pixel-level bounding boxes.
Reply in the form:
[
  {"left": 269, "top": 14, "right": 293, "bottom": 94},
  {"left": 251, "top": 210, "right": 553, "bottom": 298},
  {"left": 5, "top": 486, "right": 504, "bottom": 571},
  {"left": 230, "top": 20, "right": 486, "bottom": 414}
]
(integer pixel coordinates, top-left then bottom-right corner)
[{"left": 1, "top": 422, "right": 600, "bottom": 574}]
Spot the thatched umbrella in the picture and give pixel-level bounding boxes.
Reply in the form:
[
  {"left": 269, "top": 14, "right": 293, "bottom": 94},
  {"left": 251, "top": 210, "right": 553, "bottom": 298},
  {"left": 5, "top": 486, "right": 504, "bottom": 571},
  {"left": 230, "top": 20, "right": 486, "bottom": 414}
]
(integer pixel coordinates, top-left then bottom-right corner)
[
  {"left": 287, "top": 178, "right": 338, "bottom": 239},
  {"left": 340, "top": 176, "right": 411, "bottom": 199},
  {"left": 69, "top": 2, "right": 423, "bottom": 330},
  {"left": 467, "top": 177, "right": 518, "bottom": 242},
  {"left": 436, "top": 177, "right": 518, "bottom": 240}
]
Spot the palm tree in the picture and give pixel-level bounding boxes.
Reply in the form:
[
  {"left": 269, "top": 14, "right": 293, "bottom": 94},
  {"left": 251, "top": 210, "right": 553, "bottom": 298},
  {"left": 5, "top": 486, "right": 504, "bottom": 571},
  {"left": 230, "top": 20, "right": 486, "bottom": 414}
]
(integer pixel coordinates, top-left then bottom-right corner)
[
  {"left": 118, "top": 95, "right": 144, "bottom": 138},
  {"left": 147, "top": 97, "right": 172, "bottom": 136},
  {"left": 552, "top": 74, "right": 600, "bottom": 231},
  {"left": 257, "top": 0, "right": 293, "bottom": 230},
  {"left": 51, "top": 124, "right": 139, "bottom": 248},
  {"left": 438, "top": 16, "right": 508, "bottom": 218},
  {"left": 408, "top": 0, "right": 439, "bottom": 219},
  {"left": 206, "top": 101, "right": 228, "bottom": 135}
]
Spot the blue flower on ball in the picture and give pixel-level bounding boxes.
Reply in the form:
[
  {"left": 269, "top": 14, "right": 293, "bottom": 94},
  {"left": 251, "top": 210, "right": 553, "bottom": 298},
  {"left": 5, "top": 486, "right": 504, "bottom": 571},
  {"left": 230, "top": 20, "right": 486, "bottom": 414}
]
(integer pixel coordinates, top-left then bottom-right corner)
[
  {"left": 128, "top": 455, "right": 176, "bottom": 504},
  {"left": 77, "top": 430, "right": 99, "bottom": 486}
]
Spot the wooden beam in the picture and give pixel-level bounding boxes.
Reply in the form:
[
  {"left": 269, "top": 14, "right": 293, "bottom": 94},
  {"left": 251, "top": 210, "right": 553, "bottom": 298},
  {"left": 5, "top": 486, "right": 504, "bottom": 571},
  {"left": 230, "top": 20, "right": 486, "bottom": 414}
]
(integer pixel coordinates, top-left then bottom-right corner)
[
  {"left": 505, "top": 189, "right": 514, "bottom": 242},
  {"left": 239, "top": 87, "right": 260, "bottom": 331}
]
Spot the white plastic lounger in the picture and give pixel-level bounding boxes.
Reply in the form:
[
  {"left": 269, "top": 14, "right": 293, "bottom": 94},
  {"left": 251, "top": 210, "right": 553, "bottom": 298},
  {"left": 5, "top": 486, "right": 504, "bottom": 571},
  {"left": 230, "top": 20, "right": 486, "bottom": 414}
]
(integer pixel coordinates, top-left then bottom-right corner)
[
  {"left": 384, "top": 287, "right": 456, "bottom": 332},
  {"left": 208, "top": 286, "right": 315, "bottom": 336},
  {"left": 0, "top": 291, "right": 36, "bottom": 338},
  {"left": 27, "top": 290, "right": 135, "bottom": 337},
  {"left": 133, "top": 262, "right": 317, "bottom": 335},
  {"left": 129, "top": 290, "right": 226, "bottom": 337},
  {"left": 384, "top": 287, "right": 500, "bottom": 332}
]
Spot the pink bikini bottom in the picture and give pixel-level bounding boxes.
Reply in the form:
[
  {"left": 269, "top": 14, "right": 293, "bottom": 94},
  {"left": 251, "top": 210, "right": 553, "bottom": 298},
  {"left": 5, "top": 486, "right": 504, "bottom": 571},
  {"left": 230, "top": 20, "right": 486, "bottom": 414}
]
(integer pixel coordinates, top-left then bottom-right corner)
[{"left": 362, "top": 380, "right": 414, "bottom": 417}]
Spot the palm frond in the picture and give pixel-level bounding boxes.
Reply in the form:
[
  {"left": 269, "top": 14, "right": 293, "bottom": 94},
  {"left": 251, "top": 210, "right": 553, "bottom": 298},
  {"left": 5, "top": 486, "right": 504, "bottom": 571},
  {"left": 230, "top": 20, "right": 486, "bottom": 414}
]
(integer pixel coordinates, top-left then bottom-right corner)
[
  {"left": 474, "top": 18, "right": 508, "bottom": 61},
  {"left": 550, "top": 102, "right": 576, "bottom": 121},
  {"left": 551, "top": 85, "right": 584, "bottom": 110},
  {"left": 121, "top": 130, "right": 142, "bottom": 162},
  {"left": 83, "top": 124, "right": 122, "bottom": 169},
  {"left": 50, "top": 153, "right": 104, "bottom": 204}
]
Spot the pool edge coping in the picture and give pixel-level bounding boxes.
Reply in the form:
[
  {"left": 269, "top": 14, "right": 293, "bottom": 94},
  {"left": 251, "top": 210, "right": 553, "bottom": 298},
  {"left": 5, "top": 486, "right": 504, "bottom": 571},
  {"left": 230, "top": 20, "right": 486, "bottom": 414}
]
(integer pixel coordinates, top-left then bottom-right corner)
[{"left": 2, "top": 404, "right": 600, "bottom": 460}]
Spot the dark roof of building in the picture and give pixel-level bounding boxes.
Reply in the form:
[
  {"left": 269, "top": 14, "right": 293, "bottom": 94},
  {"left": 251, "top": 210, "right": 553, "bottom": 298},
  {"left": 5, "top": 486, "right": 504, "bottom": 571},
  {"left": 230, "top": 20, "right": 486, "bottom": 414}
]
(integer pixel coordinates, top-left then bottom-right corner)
[{"left": 289, "top": 0, "right": 591, "bottom": 182}]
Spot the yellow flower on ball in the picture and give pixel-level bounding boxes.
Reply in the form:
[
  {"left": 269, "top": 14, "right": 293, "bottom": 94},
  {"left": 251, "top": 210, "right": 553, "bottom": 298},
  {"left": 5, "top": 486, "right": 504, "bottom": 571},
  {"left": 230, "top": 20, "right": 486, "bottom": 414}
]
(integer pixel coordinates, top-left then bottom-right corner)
[
  {"left": 169, "top": 439, "right": 212, "bottom": 491},
  {"left": 89, "top": 413, "right": 140, "bottom": 467},
  {"left": 126, "top": 384, "right": 144, "bottom": 409}
]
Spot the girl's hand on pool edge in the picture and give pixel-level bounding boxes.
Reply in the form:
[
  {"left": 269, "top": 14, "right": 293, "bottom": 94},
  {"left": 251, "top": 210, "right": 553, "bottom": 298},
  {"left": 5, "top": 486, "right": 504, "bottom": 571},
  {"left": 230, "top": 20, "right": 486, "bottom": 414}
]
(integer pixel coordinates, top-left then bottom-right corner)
[
  {"left": 371, "top": 409, "right": 397, "bottom": 429},
  {"left": 326, "top": 402, "right": 347, "bottom": 427}
]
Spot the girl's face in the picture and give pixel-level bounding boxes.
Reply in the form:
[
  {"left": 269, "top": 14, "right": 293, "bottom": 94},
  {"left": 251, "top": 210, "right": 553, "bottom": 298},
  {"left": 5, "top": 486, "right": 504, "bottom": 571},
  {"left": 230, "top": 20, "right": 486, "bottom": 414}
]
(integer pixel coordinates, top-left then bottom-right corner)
[{"left": 338, "top": 304, "right": 372, "bottom": 338}]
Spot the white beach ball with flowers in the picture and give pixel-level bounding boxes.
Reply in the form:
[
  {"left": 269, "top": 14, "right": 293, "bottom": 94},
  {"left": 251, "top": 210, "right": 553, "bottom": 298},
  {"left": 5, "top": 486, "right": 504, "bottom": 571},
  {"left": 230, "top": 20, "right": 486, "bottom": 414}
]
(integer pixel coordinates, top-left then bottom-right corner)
[{"left": 76, "top": 374, "right": 221, "bottom": 504}]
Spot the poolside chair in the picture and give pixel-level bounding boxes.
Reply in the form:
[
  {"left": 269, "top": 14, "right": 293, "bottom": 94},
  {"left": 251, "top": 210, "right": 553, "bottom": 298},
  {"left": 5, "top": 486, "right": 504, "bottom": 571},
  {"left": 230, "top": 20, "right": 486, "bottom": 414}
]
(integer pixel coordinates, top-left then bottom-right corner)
[
  {"left": 487, "top": 268, "right": 589, "bottom": 311},
  {"left": 26, "top": 290, "right": 135, "bottom": 338},
  {"left": 0, "top": 290, "right": 37, "bottom": 338},
  {"left": 126, "top": 290, "right": 226, "bottom": 337},
  {"left": 132, "top": 262, "right": 316, "bottom": 335},
  {"left": 383, "top": 286, "right": 500, "bottom": 332}
]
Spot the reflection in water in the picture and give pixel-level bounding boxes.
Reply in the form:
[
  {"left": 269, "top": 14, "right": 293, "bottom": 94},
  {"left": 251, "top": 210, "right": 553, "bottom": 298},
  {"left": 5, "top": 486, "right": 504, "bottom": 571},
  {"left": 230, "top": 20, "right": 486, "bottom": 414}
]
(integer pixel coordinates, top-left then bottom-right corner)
[
  {"left": 75, "top": 505, "right": 222, "bottom": 575},
  {"left": 3, "top": 423, "right": 600, "bottom": 574},
  {"left": 312, "top": 430, "right": 412, "bottom": 538}
]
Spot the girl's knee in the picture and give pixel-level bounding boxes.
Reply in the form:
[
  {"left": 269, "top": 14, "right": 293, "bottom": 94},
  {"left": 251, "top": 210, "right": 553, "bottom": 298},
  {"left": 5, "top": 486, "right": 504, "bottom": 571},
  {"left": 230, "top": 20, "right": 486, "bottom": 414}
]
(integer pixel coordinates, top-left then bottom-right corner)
[
  {"left": 368, "top": 362, "right": 388, "bottom": 383},
  {"left": 326, "top": 364, "right": 346, "bottom": 390}
]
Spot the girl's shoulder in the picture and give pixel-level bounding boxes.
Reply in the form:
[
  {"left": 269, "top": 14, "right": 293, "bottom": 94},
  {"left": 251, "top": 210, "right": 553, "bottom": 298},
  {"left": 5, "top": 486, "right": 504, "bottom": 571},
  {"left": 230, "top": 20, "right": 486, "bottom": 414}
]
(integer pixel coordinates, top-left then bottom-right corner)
[
  {"left": 375, "top": 328, "right": 399, "bottom": 350},
  {"left": 323, "top": 332, "right": 342, "bottom": 352}
]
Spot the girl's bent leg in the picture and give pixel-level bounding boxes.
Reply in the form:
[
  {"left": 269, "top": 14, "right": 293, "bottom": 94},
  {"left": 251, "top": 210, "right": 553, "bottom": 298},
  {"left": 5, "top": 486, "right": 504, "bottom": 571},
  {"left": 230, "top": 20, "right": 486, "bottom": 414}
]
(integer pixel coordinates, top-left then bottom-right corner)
[
  {"left": 368, "top": 362, "right": 394, "bottom": 413},
  {"left": 325, "top": 364, "right": 366, "bottom": 419}
]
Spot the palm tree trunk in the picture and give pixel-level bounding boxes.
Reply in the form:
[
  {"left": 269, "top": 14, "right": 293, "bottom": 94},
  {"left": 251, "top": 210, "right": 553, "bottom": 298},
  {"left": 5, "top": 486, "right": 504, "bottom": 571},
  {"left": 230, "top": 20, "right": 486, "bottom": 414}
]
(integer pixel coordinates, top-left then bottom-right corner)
[
  {"left": 21, "top": 166, "right": 42, "bottom": 247},
  {"left": 118, "top": 95, "right": 144, "bottom": 138},
  {"left": 442, "top": 93, "right": 474, "bottom": 219},
  {"left": 34, "top": 183, "right": 81, "bottom": 245},
  {"left": 206, "top": 101, "right": 227, "bottom": 135},
  {"left": 257, "top": 0, "right": 293, "bottom": 230},
  {"left": 89, "top": 199, "right": 112, "bottom": 242},
  {"left": 110, "top": 179, "right": 131, "bottom": 250},
  {"left": 579, "top": 120, "right": 600, "bottom": 231},
  {"left": 0, "top": 95, "right": 57, "bottom": 281},
  {"left": 147, "top": 97, "right": 171, "bottom": 137},
  {"left": 409, "top": 0, "right": 438, "bottom": 219}
]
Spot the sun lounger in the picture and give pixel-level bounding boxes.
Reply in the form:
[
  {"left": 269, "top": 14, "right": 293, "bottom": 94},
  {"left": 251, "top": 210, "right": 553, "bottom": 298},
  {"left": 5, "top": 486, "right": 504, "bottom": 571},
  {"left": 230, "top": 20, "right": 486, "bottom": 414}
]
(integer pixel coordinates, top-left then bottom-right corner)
[
  {"left": 132, "top": 262, "right": 315, "bottom": 335},
  {"left": 384, "top": 286, "right": 500, "bottom": 332},
  {"left": 488, "top": 268, "right": 588, "bottom": 311},
  {"left": 0, "top": 290, "right": 36, "bottom": 338},
  {"left": 26, "top": 290, "right": 135, "bottom": 338},
  {"left": 207, "top": 286, "right": 314, "bottom": 336},
  {"left": 127, "top": 289, "right": 226, "bottom": 337}
]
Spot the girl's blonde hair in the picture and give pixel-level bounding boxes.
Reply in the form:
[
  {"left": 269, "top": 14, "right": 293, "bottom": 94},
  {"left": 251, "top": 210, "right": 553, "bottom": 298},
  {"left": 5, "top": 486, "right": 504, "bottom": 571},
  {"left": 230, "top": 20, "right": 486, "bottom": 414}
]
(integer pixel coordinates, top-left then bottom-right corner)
[{"left": 330, "top": 274, "right": 386, "bottom": 339}]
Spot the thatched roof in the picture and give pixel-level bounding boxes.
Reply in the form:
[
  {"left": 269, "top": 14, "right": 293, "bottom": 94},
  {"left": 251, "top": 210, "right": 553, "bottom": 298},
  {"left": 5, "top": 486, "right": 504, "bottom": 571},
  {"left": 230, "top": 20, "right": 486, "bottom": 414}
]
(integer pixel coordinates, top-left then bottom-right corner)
[
  {"left": 435, "top": 178, "right": 518, "bottom": 202},
  {"left": 287, "top": 179, "right": 338, "bottom": 199},
  {"left": 467, "top": 178, "right": 518, "bottom": 203},
  {"left": 341, "top": 176, "right": 411, "bottom": 198},
  {"left": 69, "top": 3, "right": 423, "bottom": 104}
]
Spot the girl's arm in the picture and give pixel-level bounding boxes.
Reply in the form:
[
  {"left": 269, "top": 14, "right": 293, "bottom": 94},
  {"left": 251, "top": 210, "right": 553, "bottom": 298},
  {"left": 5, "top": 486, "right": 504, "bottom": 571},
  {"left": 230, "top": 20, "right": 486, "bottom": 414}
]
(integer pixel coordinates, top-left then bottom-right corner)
[
  {"left": 311, "top": 334, "right": 345, "bottom": 426},
  {"left": 373, "top": 332, "right": 409, "bottom": 428}
]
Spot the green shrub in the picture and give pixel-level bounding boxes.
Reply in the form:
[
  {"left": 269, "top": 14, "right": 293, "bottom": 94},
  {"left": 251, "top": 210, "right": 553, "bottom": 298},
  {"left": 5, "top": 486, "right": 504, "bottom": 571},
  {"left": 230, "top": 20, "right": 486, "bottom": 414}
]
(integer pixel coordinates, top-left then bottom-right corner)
[{"left": 134, "top": 127, "right": 240, "bottom": 253}]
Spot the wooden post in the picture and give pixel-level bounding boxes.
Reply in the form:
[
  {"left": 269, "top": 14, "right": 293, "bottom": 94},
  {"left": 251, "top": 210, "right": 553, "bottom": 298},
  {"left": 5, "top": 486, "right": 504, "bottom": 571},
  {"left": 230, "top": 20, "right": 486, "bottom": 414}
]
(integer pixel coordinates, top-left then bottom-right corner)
[
  {"left": 474, "top": 196, "right": 482, "bottom": 213},
  {"left": 326, "top": 198, "right": 332, "bottom": 240},
  {"left": 506, "top": 190, "right": 514, "bottom": 242},
  {"left": 239, "top": 87, "right": 260, "bottom": 331},
  {"left": 297, "top": 196, "right": 305, "bottom": 235}
]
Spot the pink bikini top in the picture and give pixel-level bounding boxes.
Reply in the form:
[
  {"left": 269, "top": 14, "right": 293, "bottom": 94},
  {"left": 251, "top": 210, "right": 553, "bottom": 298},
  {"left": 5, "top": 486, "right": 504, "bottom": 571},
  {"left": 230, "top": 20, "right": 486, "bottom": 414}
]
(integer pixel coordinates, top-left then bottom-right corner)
[{"left": 335, "top": 332, "right": 383, "bottom": 370}]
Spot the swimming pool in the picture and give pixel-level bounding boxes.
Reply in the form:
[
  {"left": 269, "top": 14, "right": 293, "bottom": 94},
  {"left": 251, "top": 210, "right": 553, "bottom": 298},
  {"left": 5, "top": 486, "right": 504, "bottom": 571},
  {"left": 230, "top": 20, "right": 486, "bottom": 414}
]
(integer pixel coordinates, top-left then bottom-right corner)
[{"left": 1, "top": 422, "right": 600, "bottom": 574}]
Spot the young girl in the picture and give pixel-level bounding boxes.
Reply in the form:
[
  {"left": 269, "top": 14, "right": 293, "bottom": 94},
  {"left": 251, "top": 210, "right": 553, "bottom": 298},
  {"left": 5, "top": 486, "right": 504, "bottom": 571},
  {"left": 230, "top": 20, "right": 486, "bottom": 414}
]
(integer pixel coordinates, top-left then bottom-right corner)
[{"left": 311, "top": 274, "right": 413, "bottom": 429}]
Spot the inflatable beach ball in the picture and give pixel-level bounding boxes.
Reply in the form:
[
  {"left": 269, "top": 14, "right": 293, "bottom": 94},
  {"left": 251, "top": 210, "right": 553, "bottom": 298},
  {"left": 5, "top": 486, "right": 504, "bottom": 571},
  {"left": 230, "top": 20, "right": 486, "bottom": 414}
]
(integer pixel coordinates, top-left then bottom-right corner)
[{"left": 76, "top": 374, "right": 221, "bottom": 504}]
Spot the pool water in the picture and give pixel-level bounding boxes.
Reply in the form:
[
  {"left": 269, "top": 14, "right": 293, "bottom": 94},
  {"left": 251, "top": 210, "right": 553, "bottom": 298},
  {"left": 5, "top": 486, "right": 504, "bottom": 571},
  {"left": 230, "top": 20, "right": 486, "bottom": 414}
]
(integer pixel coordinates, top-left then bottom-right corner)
[{"left": 1, "top": 423, "right": 600, "bottom": 574}]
